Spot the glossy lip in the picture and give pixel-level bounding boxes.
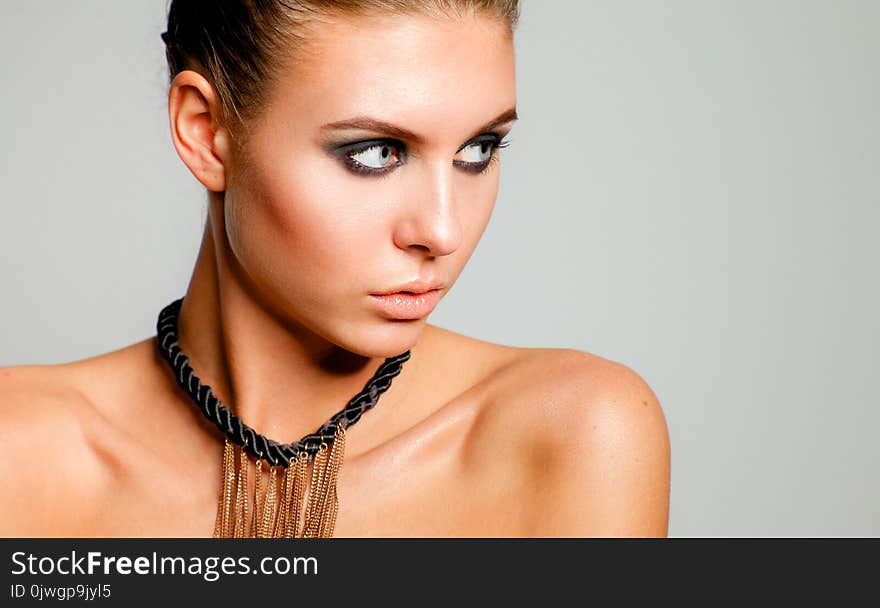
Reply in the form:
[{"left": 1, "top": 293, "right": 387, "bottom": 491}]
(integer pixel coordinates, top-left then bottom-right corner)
[
  {"left": 371, "top": 279, "right": 445, "bottom": 296},
  {"left": 368, "top": 289, "right": 443, "bottom": 320}
]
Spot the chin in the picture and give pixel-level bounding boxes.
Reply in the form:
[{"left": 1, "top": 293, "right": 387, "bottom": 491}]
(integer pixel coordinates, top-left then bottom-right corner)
[{"left": 336, "top": 317, "right": 429, "bottom": 359}]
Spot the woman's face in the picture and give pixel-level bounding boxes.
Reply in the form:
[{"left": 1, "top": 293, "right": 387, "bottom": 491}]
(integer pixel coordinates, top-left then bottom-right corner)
[{"left": 223, "top": 13, "right": 517, "bottom": 357}]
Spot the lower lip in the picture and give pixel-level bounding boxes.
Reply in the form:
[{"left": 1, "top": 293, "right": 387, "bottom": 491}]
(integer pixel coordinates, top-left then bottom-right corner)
[{"left": 369, "top": 289, "right": 442, "bottom": 320}]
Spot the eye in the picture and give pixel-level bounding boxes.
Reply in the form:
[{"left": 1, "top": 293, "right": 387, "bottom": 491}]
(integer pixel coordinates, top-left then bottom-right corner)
[
  {"left": 343, "top": 142, "right": 404, "bottom": 175},
  {"left": 453, "top": 135, "right": 510, "bottom": 174},
  {"left": 459, "top": 140, "right": 494, "bottom": 164}
]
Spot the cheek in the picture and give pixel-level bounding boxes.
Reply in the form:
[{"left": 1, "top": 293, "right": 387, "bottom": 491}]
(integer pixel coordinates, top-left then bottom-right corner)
[
  {"left": 459, "top": 175, "right": 500, "bottom": 248},
  {"left": 224, "top": 159, "right": 387, "bottom": 301}
]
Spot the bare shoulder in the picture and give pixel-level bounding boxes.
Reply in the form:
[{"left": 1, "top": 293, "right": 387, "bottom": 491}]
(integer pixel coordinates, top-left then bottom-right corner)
[
  {"left": 0, "top": 362, "right": 112, "bottom": 535},
  {"left": 483, "top": 347, "right": 671, "bottom": 537},
  {"left": 0, "top": 363, "right": 96, "bottom": 456}
]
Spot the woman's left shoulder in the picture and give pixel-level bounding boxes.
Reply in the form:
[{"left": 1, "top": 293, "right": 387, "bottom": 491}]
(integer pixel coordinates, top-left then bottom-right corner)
[
  {"left": 489, "top": 347, "right": 668, "bottom": 440},
  {"left": 488, "top": 347, "right": 671, "bottom": 536}
]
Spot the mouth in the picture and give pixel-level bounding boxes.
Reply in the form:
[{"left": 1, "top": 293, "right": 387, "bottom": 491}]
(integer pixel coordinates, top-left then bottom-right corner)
[
  {"left": 368, "top": 288, "right": 443, "bottom": 320},
  {"left": 371, "top": 279, "right": 445, "bottom": 296}
]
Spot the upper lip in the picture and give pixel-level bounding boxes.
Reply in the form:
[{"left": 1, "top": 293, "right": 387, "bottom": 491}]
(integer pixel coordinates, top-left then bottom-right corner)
[{"left": 371, "top": 279, "right": 445, "bottom": 295}]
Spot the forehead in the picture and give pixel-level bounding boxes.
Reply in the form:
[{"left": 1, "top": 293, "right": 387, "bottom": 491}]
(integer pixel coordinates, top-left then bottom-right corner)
[{"left": 260, "top": 12, "right": 516, "bottom": 139}]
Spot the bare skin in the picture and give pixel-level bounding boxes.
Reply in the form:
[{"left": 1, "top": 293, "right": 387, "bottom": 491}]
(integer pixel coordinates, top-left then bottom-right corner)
[
  {"left": 0, "top": 12, "right": 670, "bottom": 537},
  {"left": 0, "top": 329, "right": 668, "bottom": 537}
]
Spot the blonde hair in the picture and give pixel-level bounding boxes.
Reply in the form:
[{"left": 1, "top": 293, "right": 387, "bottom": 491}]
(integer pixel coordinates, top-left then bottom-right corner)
[{"left": 161, "top": 0, "right": 520, "bottom": 146}]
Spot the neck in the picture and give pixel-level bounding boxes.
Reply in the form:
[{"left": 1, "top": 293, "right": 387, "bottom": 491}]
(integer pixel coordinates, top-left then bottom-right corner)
[{"left": 173, "top": 193, "right": 412, "bottom": 451}]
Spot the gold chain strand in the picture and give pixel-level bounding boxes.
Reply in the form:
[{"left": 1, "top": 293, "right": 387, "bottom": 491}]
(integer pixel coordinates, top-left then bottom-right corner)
[
  {"left": 303, "top": 444, "right": 326, "bottom": 538},
  {"left": 312, "top": 444, "right": 331, "bottom": 529},
  {"left": 228, "top": 440, "right": 238, "bottom": 537},
  {"left": 219, "top": 438, "right": 236, "bottom": 537},
  {"left": 239, "top": 446, "right": 249, "bottom": 537},
  {"left": 312, "top": 441, "right": 337, "bottom": 536},
  {"left": 329, "top": 487, "right": 340, "bottom": 535},
  {"left": 321, "top": 439, "right": 342, "bottom": 537},
  {"left": 232, "top": 444, "right": 241, "bottom": 538},
  {"left": 303, "top": 444, "right": 329, "bottom": 537},
  {"left": 251, "top": 458, "right": 264, "bottom": 537},
  {"left": 289, "top": 459, "right": 302, "bottom": 536},
  {"left": 298, "top": 455, "right": 310, "bottom": 537},
  {"left": 228, "top": 441, "right": 238, "bottom": 537},
  {"left": 318, "top": 426, "right": 345, "bottom": 538},
  {"left": 278, "top": 464, "right": 293, "bottom": 537},
  {"left": 233, "top": 444, "right": 248, "bottom": 537},
  {"left": 301, "top": 458, "right": 318, "bottom": 537},
  {"left": 212, "top": 443, "right": 223, "bottom": 537},
  {"left": 275, "top": 467, "right": 289, "bottom": 537},
  {"left": 269, "top": 466, "right": 282, "bottom": 537},
  {"left": 318, "top": 426, "right": 346, "bottom": 537},
  {"left": 269, "top": 465, "right": 287, "bottom": 538},
  {"left": 302, "top": 450, "right": 321, "bottom": 537},
  {"left": 285, "top": 457, "right": 298, "bottom": 538},
  {"left": 324, "top": 437, "right": 344, "bottom": 536},
  {"left": 274, "top": 464, "right": 294, "bottom": 537},
  {"left": 315, "top": 435, "right": 341, "bottom": 537},
  {"left": 275, "top": 468, "right": 286, "bottom": 538},
  {"left": 260, "top": 465, "right": 278, "bottom": 537},
  {"left": 289, "top": 452, "right": 308, "bottom": 537},
  {"left": 213, "top": 438, "right": 231, "bottom": 537},
  {"left": 296, "top": 452, "right": 310, "bottom": 536},
  {"left": 257, "top": 464, "right": 269, "bottom": 538},
  {"left": 218, "top": 438, "right": 229, "bottom": 537}
]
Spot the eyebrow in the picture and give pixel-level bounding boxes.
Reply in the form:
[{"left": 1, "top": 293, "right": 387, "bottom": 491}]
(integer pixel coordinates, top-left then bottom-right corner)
[{"left": 320, "top": 107, "right": 518, "bottom": 143}]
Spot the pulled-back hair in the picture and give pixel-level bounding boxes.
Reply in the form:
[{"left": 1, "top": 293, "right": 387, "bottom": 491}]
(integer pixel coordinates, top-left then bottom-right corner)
[{"left": 161, "top": 0, "right": 520, "bottom": 146}]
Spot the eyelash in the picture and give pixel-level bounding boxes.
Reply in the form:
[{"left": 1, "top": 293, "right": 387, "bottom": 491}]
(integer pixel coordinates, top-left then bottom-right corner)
[{"left": 339, "top": 135, "right": 511, "bottom": 178}]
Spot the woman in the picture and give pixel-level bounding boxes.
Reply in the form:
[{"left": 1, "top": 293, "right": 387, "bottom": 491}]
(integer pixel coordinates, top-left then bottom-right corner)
[{"left": 0, "top": 0, "right": 669, "bottom": 537}]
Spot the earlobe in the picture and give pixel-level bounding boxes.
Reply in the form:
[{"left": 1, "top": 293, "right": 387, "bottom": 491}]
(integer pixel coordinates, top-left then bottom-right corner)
[{"left": 168, "top": 70, "right": 229, "bottom": 192}]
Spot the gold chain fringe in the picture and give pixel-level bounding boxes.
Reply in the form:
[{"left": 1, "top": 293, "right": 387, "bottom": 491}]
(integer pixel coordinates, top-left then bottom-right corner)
[{"left": 213, "top": 425, "right": 346, "bottom": 538}]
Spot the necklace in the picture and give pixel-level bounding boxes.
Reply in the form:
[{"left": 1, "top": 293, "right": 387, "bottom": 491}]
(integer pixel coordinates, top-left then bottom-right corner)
[{"left": 156, "top": 297, "right": 411, "bottom": 538}]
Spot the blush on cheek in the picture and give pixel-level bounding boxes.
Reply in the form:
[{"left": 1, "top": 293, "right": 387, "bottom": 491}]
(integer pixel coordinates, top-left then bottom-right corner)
[
  {"left": 226, "top": 161, "right": 370, "bottom": 296},
  {"left": 220, "top": 164, "right": 301, "bottom": 293}
]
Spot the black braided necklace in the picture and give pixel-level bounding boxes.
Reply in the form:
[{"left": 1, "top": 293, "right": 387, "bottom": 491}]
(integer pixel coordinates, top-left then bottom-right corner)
[{"left": 156, "top": 297, "right": 411, "bottom": 468}]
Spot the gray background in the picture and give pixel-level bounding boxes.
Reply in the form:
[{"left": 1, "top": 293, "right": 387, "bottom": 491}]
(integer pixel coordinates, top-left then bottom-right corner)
[{"left": 1, "top": 1, "right": 877, "bottom": 536}]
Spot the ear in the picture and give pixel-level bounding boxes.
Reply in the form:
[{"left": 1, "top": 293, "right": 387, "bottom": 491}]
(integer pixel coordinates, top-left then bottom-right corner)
[{"left": 167, "top": 70, "right": 233, "bottom": 192}]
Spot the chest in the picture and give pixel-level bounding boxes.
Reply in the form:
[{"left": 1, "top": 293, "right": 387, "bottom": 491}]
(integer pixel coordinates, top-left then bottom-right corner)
[
  {"left": 331, "top": 450, "right": 533, "bottom": 537},
  {"left": 89, "top": 432, "right": 535, "bottom": 538}
]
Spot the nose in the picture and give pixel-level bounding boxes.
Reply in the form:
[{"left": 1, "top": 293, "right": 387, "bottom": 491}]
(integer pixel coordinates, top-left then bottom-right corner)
[{"left": 392, "top": 162, "right": 462, "bottom": 257}]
